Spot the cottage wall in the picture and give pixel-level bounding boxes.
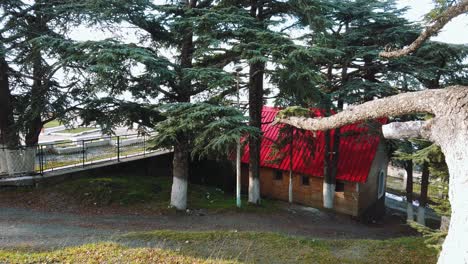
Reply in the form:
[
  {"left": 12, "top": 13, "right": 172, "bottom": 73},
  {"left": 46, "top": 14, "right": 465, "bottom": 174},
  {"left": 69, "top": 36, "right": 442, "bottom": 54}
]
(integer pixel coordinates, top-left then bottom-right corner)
[
  {"left": 241, "top": 165, "right": 359, "bottom": 216},
  {"left": 240, "top": 143, "right": 388, "bottom": 217},
  {"left": 357, "top": 142, "right": 389, "bottom": 216}
]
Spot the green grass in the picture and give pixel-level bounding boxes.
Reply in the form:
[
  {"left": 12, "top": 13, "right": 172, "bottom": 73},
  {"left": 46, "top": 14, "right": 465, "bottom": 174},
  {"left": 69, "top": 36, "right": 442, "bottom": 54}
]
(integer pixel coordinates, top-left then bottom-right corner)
[
  {"left": 48, "top": 175, "right": 278, "bottom": 212},
  {"left": 118, "top": 230, "right": 437, "bottom": 264},
  {"left": 60, "top": 127, "right": 96, "bottom": 134},
  {"left": 0, "top": 243, "right": 228, "bottom": 264},
  {"left": 43, "top": 120, "right": 61, "bottom": 128},
  {"left": 0, "top": 231, "right": 436, "bottom": 263},
  {"left": 386, "top": 176, "right": 446, "bottom": 204}
]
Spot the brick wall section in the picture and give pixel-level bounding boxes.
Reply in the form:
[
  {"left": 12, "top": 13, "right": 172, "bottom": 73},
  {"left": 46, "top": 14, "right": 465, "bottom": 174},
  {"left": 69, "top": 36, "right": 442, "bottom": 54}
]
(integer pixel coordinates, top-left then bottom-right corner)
[{"left": 241, "top": 164, "right": 359, "bottom": 216}]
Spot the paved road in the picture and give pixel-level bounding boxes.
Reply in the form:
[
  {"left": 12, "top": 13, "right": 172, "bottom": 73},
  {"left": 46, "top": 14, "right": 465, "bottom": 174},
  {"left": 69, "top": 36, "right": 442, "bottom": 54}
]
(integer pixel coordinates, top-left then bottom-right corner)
[
  {"left": 0, "top": 205, "right": 416, "bottom": 250},
  {"left": 0, "top": 207, "right": 121, "bottom": 249}
]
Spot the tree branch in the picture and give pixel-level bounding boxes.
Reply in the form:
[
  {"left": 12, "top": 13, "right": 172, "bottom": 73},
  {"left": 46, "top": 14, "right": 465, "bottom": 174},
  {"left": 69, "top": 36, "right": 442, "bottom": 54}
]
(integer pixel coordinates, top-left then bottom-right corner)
[
  {"left": 380, "top": 0, "right": 468, "bottom": 58},
  {"left": 275, "top": 87, "right": 466, "bottom": 131},
  {"left": 382, "top": 121, "right": 432, "bottom": 140}
]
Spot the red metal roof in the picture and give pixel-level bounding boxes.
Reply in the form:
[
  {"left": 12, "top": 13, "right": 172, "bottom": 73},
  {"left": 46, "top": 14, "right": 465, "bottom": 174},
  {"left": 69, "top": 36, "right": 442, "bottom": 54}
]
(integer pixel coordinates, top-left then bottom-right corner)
[{"left": 241, "top": 106, "right": 386, "bottom": 183}]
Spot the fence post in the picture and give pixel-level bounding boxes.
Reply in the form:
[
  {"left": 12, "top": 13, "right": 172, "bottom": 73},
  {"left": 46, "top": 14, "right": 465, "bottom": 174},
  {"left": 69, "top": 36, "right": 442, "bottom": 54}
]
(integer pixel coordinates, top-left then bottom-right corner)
[
  {"left": 82, "top": 140, "right": 85, "bottom": 167},
  {"left": 117, "top": 136, "right": 120, "bottom": 162},
  {"left": 43, "top": 145, "right": 47, "bottom": 171}
]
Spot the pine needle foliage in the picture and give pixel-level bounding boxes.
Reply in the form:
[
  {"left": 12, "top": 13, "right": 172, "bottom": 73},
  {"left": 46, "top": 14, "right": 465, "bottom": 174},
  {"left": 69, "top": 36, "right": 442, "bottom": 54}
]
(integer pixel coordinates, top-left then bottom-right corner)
[
  {"left": 409, "top": 220, "right": 447, "bottom": 254},
  {"left": 1, "top": 0, "right": 91, "bottom": 145},
  {"left": 151, "top": 103, "right": 260, "bottom": 160}
]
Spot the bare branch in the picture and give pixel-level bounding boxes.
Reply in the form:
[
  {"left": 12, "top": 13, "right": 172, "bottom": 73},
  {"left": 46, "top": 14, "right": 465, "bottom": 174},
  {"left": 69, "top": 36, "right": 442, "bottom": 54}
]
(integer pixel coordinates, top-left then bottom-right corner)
[
  {"left": 275, "top": 86, "right": 467, "bottom": 131},
  {"left": 380, "top": 0, "right": 468, "bottom": 58},
  {"left": 382, "top": 121, "right": 432, "bottom": 140}
]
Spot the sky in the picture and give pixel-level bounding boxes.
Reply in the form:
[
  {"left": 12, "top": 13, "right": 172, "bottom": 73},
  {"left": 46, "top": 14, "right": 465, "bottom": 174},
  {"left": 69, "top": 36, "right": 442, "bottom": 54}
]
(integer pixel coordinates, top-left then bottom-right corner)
[
  {"left": 397, "top": 0, "right": 468, "bottom": 44},
  {"left": 69, "top": 0, "right": 468, "bottom": 44},
  {"left": 66, "top": 0, "right": 468, "bottom": 104}
]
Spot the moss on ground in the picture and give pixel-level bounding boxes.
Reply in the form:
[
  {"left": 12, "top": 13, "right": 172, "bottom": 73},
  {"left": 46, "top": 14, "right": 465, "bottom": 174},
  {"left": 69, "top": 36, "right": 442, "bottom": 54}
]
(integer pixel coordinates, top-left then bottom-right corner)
[{"left": 0, "top": 231, "right": 437, "bottom": 263}]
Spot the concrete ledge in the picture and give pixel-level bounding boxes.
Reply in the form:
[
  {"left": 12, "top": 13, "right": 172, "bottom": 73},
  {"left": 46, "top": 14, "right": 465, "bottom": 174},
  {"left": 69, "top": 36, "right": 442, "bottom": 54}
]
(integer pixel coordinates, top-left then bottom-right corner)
[
  {"left": 0, "top": 150, "right": 172, "bottom": 187},
  {"left": 50, "top": 128, "right": 101, "bottom": 137}
]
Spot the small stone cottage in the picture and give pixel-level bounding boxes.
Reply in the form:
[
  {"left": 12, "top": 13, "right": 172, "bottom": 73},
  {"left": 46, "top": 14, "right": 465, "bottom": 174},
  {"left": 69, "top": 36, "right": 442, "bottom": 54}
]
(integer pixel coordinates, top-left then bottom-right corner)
[{"left": 241, "top": 107, "right": 389, "bottom": 217}]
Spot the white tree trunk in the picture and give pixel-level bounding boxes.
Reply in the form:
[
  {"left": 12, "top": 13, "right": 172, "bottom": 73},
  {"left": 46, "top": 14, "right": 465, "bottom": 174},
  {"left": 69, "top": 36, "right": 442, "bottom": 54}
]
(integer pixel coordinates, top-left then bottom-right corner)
[
  {"left": 407, "top": 202, "right": 414, "bottom": 222},
  {"left": 170, "top": 175, "right": 188, "bottom": 210},
  {"left": 323, "top": 182, "right": 335, "bottom": 209},
  {"left": 437, "top": 137, "right": 468, "bottom": 264},
  {"left": 417, "top": 206, "right": 426, "bottom": 226},
  {"left": 0, "top": 145, "right": 8, "bottom": 175},
  {"left": 170, "top": 146, "right": 189, "bottom": 210},
  {"left": 248, "top": 176, "right": 261, "bottom": 204},
  {"left": 3, "top": 147, "right": 36, "bottom": 176}
]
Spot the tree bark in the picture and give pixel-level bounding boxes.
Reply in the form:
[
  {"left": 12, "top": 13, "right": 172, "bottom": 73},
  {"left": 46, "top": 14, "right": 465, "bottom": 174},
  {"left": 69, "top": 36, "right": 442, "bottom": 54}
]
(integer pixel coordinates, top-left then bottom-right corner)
[
  {"left": 277, "top": 86, "right": 468, "bottom": 263},
  {"left": 288, "top": 128, "right": 293, "bottom": 203},
  {"left": 0, "top": 53, "right": 17, "bottom": 148},
  {"left": 0, "top": 50, "right": 19, "bottom": 176},
  {"left": 247, "top": 0, "right": 265, "bottom": 205},
  {"left": 170, "top": 143, "right": 190, "bottom": 210},
  {"left": 169, "top": 0, "right": 196, "bottom": 210},
  {"left": 380, "top": 0, "right": 468, "bottom": 58},
  {"left": 322, "top": 130, "right": 335, "bottom": 208},
  {"left": 24, "top": 55, "right": 46, "bottom": 148},
  {"left": 248, "top": 62, "right": 262, "bottom": 204},
  {"left": 325, "top": 100, "right": 343, "bottom": 208},
  {"left": 418, "top": 161, "right": 430, "bottom": 225},
  {"left": 405, "top": 160, "right": 415, "bottom": 221}
]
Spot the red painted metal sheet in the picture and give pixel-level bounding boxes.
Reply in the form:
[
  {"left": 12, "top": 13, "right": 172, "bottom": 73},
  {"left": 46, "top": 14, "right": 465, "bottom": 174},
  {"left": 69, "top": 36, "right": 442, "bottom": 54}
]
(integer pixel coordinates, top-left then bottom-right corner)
[{"left": 241, "top": 107, "right": 386, "bottom": 183}]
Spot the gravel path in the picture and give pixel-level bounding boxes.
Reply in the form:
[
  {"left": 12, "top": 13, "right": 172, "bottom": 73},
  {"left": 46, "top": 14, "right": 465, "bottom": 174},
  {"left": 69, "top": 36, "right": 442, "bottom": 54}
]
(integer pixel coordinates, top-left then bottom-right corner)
[{"left": 0, "top": 205, "right": 415, "bottom": 250}]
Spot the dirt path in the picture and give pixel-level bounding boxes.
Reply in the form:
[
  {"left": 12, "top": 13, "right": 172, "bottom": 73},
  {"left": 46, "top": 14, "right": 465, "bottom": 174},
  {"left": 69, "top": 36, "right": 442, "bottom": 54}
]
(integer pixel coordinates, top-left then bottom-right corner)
[{"left": 0, "top": 205, "right": 416, "bottom": 250}]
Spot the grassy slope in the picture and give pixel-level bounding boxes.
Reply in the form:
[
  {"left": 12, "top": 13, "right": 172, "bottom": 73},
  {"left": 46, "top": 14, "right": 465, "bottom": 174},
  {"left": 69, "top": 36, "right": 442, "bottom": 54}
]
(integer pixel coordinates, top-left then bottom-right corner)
[
  {"left": 0, "top": 243, "right": 230, "bottom": 264},
  {"left": 60, "top": 127, "right": 96, "bottom": 133},
  {"left": 43, "top": 120, "right": 61, "bottom": 128},
  {"left": 119, "top": 230, "right": 436, "bottom": 264},
  {"left": 386, "top": 176, "right": 446, "bottom": 204},
  {"left": 0, "top": 231, "right": 437, "bottom": 264},
  {"left": 0, "top": 176, "right": 437, "bottom": 263},
  {"left": 47, "top": 175, "right": 278, "bottom": 212}
]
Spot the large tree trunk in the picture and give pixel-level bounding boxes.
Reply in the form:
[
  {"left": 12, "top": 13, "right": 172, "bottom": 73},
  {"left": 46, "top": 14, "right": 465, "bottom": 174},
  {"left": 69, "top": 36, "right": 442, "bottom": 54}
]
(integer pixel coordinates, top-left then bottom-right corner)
[
  {"left": 169, "top": 0, "right": 196, "bottom": 210},
  {"left": 4, "top": 147, "right": 37, "bottom": 176},
  {"left": 0, "top": 54, "right": 17, "bottom": 148},
  {"left": 322, "top": 130, "right": 334, "bottom": 208},
  {"left": 0, "top": 50, "right": 19, "bottom": 176},
  {"left": 438, "top": 137, "right": 468, "bottom": 263},
  {"left": 323, "top": 99, "right": 343, "bottom": 209},
  {"left": 24, "top": 14, "right": 49, "bottom": 148},
  {"left": 17, "top": 42, "right": 46, "bottom": 175},
  {"left": 247, "top": 0, "right": 265, "bottom": 205},
  {"left": 405, "top": 160, "right": 415, "bottom": 221},
  {"left": 247, "top": 60, "right": 263, "bottom": 204},
  {"left": 170, "top": 143, "right": 190, "bottom": 210},
  {"left": 418, "top": 161, "right": 430, "bottom": 225},
  {"left": 276, "top": 87, "right": 468, "bottom": 263},
  {"left": 288, "top": 129, "right": 293, "bottom": 203}
]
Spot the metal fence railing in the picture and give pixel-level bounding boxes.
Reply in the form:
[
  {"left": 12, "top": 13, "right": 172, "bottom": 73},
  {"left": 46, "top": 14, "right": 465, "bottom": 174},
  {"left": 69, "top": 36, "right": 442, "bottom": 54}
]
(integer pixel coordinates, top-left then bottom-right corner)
[{"left": 0, "top": 133, "right": 157, "bottom": 178}]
